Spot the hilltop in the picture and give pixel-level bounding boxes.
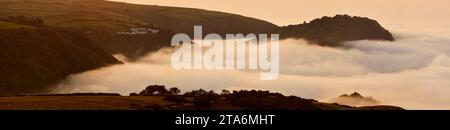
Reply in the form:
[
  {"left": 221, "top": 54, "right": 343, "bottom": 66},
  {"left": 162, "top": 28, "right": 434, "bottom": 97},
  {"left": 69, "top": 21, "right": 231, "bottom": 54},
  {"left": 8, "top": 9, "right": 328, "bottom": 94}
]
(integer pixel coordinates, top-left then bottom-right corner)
[
  {"left": 280, "top": 15, "right": 394, "bottom": 46},
  {"left": 329, "top": 92, "right": 381, "bottom": 107}
]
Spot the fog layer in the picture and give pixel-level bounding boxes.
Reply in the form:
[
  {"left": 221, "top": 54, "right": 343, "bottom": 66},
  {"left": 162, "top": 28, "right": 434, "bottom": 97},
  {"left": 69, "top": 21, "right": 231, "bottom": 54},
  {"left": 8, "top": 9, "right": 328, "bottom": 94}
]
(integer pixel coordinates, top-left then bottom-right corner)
[{"left": 54, "top": 31, "right": 450, "bottom": 110}]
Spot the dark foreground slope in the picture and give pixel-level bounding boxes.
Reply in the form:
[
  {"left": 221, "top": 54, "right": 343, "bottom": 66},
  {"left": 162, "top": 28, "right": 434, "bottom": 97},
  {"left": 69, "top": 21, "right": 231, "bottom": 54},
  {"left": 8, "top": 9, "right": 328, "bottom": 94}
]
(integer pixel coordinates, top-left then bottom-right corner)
[
  {"left": 0, "top": 23, "right": 120, "bottom": 96},
  {"left": 0, "top": 94, "right": 404, "bottom": 110}
]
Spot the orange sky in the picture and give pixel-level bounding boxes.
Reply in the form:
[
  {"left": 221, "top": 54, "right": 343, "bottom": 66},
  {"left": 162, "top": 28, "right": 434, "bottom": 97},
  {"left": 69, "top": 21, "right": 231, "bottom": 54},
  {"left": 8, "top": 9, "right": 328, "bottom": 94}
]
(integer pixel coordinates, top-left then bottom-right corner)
[{"left": 111, "top": 0, "right": 450, "bottom": 27}]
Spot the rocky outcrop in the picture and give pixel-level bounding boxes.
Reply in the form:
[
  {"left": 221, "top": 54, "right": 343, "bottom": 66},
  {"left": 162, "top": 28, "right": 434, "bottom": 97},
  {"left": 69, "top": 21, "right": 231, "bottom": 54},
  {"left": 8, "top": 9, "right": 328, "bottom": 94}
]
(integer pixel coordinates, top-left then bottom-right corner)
[{"left": 280, "top": 15, "right": 394, "bottom": 46}]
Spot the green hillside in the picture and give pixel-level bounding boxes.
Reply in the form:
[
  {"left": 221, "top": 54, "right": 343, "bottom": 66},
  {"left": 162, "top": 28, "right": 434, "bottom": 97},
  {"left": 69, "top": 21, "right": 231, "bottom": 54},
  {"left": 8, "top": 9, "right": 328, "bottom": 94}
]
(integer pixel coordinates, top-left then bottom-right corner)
[
  {"left": 0, "top": 0, "right": 280, "bottom": 58},
  {"left": 0, "top": 0, "right": 278, "bottom": 34}
]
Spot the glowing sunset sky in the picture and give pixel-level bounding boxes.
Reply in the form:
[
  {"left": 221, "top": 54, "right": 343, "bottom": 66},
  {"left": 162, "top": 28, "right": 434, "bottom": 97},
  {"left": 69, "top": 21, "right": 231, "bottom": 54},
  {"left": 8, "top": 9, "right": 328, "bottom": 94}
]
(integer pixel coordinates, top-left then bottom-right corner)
[{"left": 111, "top": 0, "right": 450, "bottom": 27}]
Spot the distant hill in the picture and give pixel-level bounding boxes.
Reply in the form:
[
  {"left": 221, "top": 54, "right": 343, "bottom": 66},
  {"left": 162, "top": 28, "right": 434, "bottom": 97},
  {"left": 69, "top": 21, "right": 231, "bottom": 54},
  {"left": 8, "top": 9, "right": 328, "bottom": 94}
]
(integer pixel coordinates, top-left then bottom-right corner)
[
  {"left": 329, "top": 92, "right": 381, "bottom": 107},
  {"left": 0, "top": 0, "right": 394, "bottom": 58},
  {"left": 0, "top": 21, "right": 120, "bottom": 96},
  {"left": 280, "top": 15, "right": 394, "bottom": 46}
]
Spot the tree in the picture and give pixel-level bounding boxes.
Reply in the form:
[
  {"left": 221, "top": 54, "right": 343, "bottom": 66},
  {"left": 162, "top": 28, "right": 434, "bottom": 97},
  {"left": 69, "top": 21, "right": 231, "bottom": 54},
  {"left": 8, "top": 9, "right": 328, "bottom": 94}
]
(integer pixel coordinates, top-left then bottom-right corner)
[
  {"left": 168, "top": 87, "right": 181, "bottom": 95},
  {"left": 139, "top": 85, "right": 168, "bottom": 96},
  {"left": 208, "top": 90, "right": 216, "bottom": 95},
  {"left": 35, "top": 18, "right": 44, "bottom": 25},
  {"left": 130, "top": 92, "right": 138, "bottom": 96},
  {"left": 183, "top": 89, "right": 208, "bottom": 97},
  {"left": 221, "top": 89, "right": 231, "bottom": 95}
]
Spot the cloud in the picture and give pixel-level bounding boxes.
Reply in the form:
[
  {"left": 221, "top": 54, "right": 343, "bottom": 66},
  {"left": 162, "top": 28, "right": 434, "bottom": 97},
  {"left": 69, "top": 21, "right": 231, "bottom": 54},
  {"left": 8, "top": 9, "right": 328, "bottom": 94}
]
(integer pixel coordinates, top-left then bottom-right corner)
[{"left": 54, "top": 32, "right": 450, "bottom": 110}]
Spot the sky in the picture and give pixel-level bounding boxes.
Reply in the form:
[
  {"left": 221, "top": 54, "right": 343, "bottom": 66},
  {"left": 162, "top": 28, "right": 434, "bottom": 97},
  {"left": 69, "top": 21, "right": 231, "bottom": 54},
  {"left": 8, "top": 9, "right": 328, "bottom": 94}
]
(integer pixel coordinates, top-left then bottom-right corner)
[
  {"left": 111, "top": 0, "right": 450, "bottom": 27},
  {"left": 56, "top": 0, "right": 450, "bottom": 109}
]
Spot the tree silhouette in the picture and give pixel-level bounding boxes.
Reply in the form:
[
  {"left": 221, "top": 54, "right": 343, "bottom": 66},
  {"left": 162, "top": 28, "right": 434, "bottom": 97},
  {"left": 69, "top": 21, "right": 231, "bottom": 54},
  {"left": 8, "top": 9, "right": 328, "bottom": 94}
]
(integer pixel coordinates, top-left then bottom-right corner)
[
  {"left": 221, "top": 89, "right": 230, "bottom": 95},
  {"left": 168, "top": 87, "right": 181, "bottom": 95},
  {"left": 139, "top": 85, "right": 168, "bottom": 96}
]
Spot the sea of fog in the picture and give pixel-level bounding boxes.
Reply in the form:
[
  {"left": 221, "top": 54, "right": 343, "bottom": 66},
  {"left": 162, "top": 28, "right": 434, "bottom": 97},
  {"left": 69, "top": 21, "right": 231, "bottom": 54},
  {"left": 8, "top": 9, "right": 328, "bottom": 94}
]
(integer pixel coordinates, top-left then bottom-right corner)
[{"left": 53, "top": 28, "right": 450, "bottom": 109}]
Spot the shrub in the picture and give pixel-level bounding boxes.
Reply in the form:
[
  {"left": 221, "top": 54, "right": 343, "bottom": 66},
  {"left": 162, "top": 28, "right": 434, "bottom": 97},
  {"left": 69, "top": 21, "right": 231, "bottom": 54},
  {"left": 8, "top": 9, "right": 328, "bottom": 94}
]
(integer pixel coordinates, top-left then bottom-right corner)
[{"left": 163, "top": 95, "right": 186, "bottom": 103}]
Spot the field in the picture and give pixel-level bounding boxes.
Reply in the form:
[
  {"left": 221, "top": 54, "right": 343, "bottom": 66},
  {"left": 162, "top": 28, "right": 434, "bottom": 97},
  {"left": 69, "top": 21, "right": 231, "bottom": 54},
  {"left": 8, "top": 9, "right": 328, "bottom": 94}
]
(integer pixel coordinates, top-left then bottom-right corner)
[
  {"left": 0, "top": 0, "right": 278, "bottom": 33},
  {"left": 0, "top": 21, "right": 33, "bottom": 29},
  {"left": 0, "top": 96, "right": 175, "bottom": 110}
]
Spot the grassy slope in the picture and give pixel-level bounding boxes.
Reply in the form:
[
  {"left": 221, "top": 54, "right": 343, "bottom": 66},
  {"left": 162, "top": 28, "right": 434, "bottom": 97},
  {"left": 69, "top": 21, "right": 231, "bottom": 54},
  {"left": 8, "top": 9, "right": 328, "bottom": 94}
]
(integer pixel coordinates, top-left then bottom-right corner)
[
  {"left": 0, "top": 21, "right": 34, "bottom": 29},
  {"left": 0, "top": 96, "right": 404, "bottom": 110},
  {"left": 0, "top": 0, "right": 278, "bottom": 34},
  {"left": 0, "top": 26, "right": 121, "bottom": 96},
  {"left": 0, "top": 0, "right": 280, "bottom": 58},
  {"left": 0, "top": 96, "right": 173, "bottom": 110},
  {"left": 0, "top": 0, "right": 393, "bottom": 57}
]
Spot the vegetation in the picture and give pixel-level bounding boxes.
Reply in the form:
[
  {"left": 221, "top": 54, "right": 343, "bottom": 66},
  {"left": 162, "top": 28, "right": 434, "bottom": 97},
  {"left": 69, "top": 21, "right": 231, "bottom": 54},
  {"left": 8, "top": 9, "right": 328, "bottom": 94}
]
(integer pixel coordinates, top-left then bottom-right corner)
[
  {"left": 0, "top": 1, "right": 396, "bottom": 98},
  {"left": 280, "top": 15, "right": 394, "bottom": 46},
  {"left": 0, "top": 96, "right": 172, "bottom": 110},
  {"left": 124, "top": 85, "right": 405, "bottom": 110},
  {"left": 18, "top": 93, "right": 122, "bottom": 97},
  {"left": 0, "top": 21, "right": 33, "bottom": 29},
  {"left": 4, "top": 15, "right": 44, "bottom": 27},
  {"left": 0, "top": 19, "right": 121, "bottom": 96},
  {"left": 0, "top": 86, "right": 404, "bottom": 110},
  {"left": 0, "top": 0, "right": 278, "bottom": 58},
  {"left": 0, "top": 0, "right": 394, "bottom": 59}
]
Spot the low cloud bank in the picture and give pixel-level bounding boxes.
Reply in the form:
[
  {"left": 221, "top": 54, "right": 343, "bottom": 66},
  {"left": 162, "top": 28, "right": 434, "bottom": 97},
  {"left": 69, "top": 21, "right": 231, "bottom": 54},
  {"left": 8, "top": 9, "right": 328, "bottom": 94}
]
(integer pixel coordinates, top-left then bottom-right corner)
[{"left": 55, "top": 32, "right": 450, "bottom": 110}]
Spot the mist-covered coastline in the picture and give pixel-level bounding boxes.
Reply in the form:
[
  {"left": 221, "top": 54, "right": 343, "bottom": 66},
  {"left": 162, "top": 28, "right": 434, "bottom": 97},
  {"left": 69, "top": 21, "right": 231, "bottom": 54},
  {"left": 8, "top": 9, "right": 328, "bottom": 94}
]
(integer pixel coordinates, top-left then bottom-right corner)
[
  {"left": 1, "top": 0, "right": 450, "bottom": 110},
  {"left": 56, "top": 29, "right": 450, "bottom": 109}
]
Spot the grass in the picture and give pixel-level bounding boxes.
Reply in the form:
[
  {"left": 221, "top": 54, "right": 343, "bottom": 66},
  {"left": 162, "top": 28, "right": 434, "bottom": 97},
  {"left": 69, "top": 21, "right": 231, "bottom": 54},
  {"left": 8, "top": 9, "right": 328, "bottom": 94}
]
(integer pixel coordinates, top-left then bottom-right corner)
[
  {"left": 0, "top": 95, "right": 404, "bottom": 110},
  {"left": 0, "top": 21, "right": 34, "bottom": 29},
  {"left": 0, "top": 96, "right": 174, "bottom": 110},
  {"left": 0, "top": 0, "right": 277, "bottom": 33}
]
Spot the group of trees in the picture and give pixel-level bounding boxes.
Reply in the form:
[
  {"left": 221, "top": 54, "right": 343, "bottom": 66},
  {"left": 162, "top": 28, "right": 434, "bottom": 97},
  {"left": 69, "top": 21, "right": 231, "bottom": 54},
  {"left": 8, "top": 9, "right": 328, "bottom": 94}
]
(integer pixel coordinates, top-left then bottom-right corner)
[
  {"left": 279, "top": 14, "right": 394, "bottom": 46},
  {"left": 131, "top": 85, "right": 323, "bottom": 110},
  {"left": 131, "top": 85, "right": 232, "bottom": 97},
  {"left": 130, "top": 85, "right": 181, "bottom": 96}
]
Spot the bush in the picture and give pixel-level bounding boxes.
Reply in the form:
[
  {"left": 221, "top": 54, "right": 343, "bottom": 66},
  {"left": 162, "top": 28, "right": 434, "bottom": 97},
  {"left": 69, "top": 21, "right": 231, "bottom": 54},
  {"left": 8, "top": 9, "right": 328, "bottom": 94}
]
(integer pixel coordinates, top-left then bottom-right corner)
[
  {"left": 163, "top": 95, "right": 186, "bottom": 103},
  {"left": 130, "top": 92, "right": 139, "bottom": 96},
  {"left": 168, "top": 87, "right": 181, "bottom": 95},
  {"left": 139, "top": 85, "right": 168, "bottom": 96}
]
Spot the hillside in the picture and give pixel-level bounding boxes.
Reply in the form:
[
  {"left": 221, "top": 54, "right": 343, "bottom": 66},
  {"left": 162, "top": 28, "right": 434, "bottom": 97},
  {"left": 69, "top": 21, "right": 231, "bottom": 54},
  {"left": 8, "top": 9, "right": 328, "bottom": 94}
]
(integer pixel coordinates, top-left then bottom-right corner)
[
  {"left": 0, "top": 0, "right": 279, "bottom": 58},
  {"left": 0, "top": 0, "right": 394, "bottom": 58},
  {"left": 329, "top": 92, "right": 381, "bottom": 107},
  {"left": 0, "top": 94, "right": 404, "bottom": 110},
  {"left": 0, "top": 87, "right": 405, "bottom": 110},
  {"left": 0, "top": 0, "right": 278, "bottom": 34},
  {"left": 280, "top": 15, "right": 394, "bottom": 46},
  {"left": 0, "top": 22, "right": 120, "bottom": 96}
]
